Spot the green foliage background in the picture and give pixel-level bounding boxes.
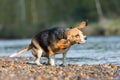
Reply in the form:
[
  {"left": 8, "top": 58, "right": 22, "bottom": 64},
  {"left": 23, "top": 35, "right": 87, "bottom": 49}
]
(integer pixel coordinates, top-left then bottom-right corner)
[{"left": 0, "top": 0, "right": 120, "bottom": 38}]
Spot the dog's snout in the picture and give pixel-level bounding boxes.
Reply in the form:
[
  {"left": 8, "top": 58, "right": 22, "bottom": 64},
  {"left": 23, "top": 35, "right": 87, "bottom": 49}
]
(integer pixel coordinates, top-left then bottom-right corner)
[{"left": 84, "top": 36, "right": 87, "bottom": 40}]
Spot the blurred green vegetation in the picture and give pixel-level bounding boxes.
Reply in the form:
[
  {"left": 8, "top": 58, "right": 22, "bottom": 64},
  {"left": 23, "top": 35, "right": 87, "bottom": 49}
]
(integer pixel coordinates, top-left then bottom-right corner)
[{"left": 0, "top": 0, "right": 120, "bottom": 39}]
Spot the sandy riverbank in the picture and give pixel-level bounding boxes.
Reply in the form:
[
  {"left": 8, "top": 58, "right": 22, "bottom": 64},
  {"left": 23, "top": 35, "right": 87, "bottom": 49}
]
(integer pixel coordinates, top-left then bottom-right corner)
[{"left": 0, "top": 57, "right": 119, "bottom": 80}]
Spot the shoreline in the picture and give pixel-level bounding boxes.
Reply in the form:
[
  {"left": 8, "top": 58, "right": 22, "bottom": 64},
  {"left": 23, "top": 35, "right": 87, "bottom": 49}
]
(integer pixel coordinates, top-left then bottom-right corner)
[{"left": 0, "top": 57, "right": 120, "bottom": 80}]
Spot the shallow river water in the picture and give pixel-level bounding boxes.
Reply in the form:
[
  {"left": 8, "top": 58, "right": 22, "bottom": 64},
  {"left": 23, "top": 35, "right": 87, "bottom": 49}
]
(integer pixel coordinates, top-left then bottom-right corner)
[{"left": 0, "top": 36, "right": 120, "bottom": 65}]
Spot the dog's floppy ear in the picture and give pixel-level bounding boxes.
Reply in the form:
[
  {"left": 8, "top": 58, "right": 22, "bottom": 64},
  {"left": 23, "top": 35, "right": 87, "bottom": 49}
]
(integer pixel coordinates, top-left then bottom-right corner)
[{"left": 76, "top": 20, "right": 88, "bottom": 30}]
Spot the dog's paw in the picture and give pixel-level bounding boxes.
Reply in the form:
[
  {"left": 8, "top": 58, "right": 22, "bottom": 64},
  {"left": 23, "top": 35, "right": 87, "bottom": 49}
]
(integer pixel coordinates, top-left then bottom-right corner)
[
  {"left": 26, "top": 61, "right": 42, "bottom": 65},
  {"left": 36, "top": 63, "right": 42, "bottom": 66},
  {"left": 59, "top": 64, "right": 66, "bottom": 66},
  {"left": 26, "top": 61, "right": 36, "bottom": 65}
]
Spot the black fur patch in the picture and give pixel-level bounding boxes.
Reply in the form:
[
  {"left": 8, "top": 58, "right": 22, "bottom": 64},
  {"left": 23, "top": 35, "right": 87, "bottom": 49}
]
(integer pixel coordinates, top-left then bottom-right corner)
[{"left": 33, "top": 27, "right": 68, "bottom": 52}]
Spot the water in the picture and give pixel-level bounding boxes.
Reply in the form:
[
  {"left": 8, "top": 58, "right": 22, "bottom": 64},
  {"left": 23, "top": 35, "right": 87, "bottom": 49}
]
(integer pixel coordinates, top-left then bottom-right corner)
[{"left": 0, "top": 36, "right": 120, "bottom": 65}]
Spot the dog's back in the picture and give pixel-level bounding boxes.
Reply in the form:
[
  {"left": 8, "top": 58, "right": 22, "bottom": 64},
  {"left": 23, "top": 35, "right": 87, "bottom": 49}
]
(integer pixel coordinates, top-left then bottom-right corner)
[{"left": 33, "top": 27, "right": 68, "bottom": 53}]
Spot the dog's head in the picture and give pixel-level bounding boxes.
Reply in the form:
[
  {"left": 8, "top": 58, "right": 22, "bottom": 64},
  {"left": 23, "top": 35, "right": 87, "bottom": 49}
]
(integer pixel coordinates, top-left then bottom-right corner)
[{"left": 66, "top": 21, "right": 87, "bottom": 44}]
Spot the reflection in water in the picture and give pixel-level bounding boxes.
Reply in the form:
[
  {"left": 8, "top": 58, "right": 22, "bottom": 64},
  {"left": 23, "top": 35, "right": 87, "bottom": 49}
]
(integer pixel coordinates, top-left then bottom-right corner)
[{"left": 0, "top": 36, "right": 120, "bottom": 65}]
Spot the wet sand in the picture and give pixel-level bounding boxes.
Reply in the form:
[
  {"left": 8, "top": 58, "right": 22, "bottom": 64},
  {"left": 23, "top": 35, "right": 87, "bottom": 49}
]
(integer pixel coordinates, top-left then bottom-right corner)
[{"left": 0, "top": 57, "right": 120, "bottom": 80}]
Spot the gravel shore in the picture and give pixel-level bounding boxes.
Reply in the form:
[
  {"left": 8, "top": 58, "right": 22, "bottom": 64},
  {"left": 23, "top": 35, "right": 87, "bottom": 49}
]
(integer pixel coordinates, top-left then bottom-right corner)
[{"left": 0, "top": 57, "right": 120, "bottom": 80}]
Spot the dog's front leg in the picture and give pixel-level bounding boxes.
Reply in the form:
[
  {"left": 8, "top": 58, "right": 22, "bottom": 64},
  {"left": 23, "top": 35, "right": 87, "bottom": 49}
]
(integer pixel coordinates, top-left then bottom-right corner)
[
  {"left": 47, "top": 46, "right": 55, "bottom": 65},
  {"left": 48, "top": 55, "right": 55, "bottom": 66},
  {"left": 63, "top": 53, "right": 67, "bottom": 65},
  {"left": 62, "top": 48, "right": 69, "bottom": 65}
]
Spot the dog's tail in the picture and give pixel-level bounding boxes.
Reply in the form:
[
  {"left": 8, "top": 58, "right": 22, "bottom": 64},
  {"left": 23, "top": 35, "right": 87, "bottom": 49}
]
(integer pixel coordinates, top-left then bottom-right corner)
[{"left": 10, "top": 44, "right": 32, "bottom": 57}]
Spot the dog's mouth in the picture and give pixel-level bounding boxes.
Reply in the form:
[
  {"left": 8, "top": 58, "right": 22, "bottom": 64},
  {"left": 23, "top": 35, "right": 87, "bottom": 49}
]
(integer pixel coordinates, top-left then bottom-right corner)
[
  {"left": 78, "top": 36, "right": 87, "bottom": 44},
  {"left": 77, "top": 41, "right": 86, "bottom": 44},
  {"left": 78, "top": 41, "right": 86, "bottom": 44}
]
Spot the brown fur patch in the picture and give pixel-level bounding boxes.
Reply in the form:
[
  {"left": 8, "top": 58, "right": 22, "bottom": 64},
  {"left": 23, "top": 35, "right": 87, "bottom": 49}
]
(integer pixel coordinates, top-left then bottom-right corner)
[
  {"left": 47, "top": 39, "right": 71, "bottom": 56},
  {"left": 32, "top": 48, "right": 38, "bottom": 58},
  {"left": 56, "top": 39, "right": 71, "bottom": 49},
  {"left": 32, "top": 39, "right": 42, "bottom": 49},
  {"left": 47, "top": 46, "right": 55, "bottom": 56}
]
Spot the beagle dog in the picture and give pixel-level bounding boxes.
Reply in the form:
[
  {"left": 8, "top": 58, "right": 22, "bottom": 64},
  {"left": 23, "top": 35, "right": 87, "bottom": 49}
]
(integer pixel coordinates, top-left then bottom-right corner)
[{"left": 10, "top": 21, "right": 87, "bottom": 65}]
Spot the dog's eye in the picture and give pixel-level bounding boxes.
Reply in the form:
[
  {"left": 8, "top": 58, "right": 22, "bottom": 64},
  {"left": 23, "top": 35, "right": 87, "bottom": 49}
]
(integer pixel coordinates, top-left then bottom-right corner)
[{"left": 75, "top": 34, "right": 79, "bottom": 37}]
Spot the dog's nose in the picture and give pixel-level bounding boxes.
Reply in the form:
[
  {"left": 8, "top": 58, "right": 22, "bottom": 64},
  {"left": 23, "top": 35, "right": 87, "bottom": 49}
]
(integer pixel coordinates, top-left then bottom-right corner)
[{"left": 84, "top": 36, "right": 87, "bottom": 40}]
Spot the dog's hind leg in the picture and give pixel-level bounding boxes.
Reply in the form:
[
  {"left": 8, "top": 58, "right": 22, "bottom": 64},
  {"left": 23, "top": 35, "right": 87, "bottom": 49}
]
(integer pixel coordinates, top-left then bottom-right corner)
[
  {"left": 31, "top": 48, "right": 43, "bottom": 65},
  {"left": 35, "top": 49, "right": 43, "bottom": 65}
]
